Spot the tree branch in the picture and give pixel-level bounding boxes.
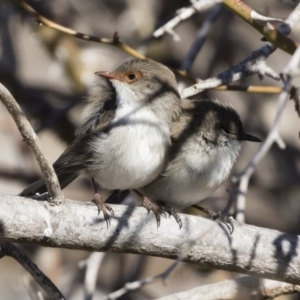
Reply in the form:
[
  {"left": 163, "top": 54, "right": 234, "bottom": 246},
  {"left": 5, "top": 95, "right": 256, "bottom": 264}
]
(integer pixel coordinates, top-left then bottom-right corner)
[
  {"left": 222, "top": 0, "right": 298, "bottom": 55},
  {"left": 153, "top": 0, "right": 223, "bottom": 40},
  {"left": 1, "top": 195, "right": 300, "bottom": 285},
  {"left": 0, "top": 83, "right": 63, "bottom": 204},
  {"left": 0, "top": 242, "right": 65, "bottom": 299}
]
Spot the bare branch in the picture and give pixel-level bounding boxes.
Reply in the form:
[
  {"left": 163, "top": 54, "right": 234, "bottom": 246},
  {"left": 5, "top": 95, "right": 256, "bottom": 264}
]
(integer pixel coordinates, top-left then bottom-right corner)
[
  {"left": 181, "top": 5, "right": 222, "bottom": 72},
  {"left": 2, "top": 195, "right": 300, "bottom": 285},
  {"left": 157, "top": 276, "right": 300, "bottom": 300},
  {"left": 0, "top": 243, "right": 65, "bottom": 299},
  {"left": 153, "top": 0, "right": 223, "bottom": 40},
  {"left": 14, "top": 0, "right": 144, "bottom": 59},
  {"left": 0, "top": 83, "right": 63, "bottom": 204},
  {"left": 182, "top": 46, "right": 280, "bottom": 98},
  {"left": 79, "top": 252, "right": 105, "bottom": 300}
]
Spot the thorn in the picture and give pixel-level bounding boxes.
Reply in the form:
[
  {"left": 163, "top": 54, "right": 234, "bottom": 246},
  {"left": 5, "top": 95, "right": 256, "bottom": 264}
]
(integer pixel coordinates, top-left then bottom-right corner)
[{"left": 113, "top": 31, "right": 120, "bottom": 42}]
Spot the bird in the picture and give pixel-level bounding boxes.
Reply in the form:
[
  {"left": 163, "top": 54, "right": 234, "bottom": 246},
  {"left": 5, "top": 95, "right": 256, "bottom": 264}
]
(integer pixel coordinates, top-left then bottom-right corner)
[
  {"left": 137, "top": 98, "right": 261, "bottom": 228},
  {"left": 20, "top": 58, "right": 182, "bottom": 223}
]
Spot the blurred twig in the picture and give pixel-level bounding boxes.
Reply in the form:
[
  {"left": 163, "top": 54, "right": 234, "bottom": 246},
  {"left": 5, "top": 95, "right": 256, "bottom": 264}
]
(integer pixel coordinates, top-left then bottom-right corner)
[
  {"left": 181, "top": 4, "right": 222, "bottom": 72},
  {"left": 102, "top": 260, "right": 180, "bottom": 300},
  {"left": 232, "top": 46, "right": 300, "bottom": 223},
  {"left": 215, "top": 84, "right": 282, "bottom": 94},
  {"left": 0, "top": 243, "right": 65, "bottom": 300},
  {"left": 157, "top": 276, "right": 300, "bottom": 300},
  {"left": 79, "top": 252, "right": 105, "bottom": 300},
  {"left": 0, "top": 83, "right": 63, "bottom": 203},
  {"left": 153, "top": 0, "right": 223, "bottom": 40}
]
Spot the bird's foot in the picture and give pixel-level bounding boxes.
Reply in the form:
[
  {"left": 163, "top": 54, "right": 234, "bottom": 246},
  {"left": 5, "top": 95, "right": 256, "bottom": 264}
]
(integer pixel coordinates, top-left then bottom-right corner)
[
  {"left": 142, "top": 197, "right": 167, "bottom": 228},
  {"left": 160, "top": 205, "right": 182, "bottom": 229},
  {"left": 92, "top": 193, "right": 114, "bottom": 227},
  {"left": 206, "top": 209, "right": 234, "bottom": 234},
  {"left": 192, "top": 205, "right": 234, "bottom": 234}
]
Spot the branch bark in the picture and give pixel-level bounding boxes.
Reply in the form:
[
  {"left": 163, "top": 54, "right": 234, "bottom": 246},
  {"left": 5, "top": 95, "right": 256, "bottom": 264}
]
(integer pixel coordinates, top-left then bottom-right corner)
[{"left": 1, "top": 195, "right": 300, "bottom": 285}]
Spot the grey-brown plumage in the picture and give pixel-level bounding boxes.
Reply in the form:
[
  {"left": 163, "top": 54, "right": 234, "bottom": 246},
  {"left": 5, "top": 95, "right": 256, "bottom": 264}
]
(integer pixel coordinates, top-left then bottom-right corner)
[
  {"left": 20, "top": 59, "right": 182, "bottom": 200},
  {"left": 139, "top": 98, "right": 261, "bottom": 212}
]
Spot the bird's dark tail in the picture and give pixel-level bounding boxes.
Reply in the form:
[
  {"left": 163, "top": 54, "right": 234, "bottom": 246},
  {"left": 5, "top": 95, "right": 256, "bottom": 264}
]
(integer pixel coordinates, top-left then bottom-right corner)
[{"left": 19, "top": 173, "right": 79, "bottom": 197}]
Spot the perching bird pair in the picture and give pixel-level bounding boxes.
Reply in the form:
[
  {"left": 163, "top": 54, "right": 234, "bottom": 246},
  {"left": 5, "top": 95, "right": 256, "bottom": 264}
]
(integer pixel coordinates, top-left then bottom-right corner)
[{"left": 20, "top": 58, "right": 261, "bottom": 227}]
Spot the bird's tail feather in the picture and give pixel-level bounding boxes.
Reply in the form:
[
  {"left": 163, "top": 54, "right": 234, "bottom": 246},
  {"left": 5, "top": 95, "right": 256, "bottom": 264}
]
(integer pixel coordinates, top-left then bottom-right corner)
[{"left": 19, "top": 173, "right": 79, "bottom": 197}]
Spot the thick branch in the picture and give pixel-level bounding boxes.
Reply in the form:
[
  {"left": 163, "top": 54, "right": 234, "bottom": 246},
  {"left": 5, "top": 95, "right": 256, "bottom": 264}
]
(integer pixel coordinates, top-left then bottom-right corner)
[
  {"left": 0, "top": 83, "right": 63, "bottom": 203},
  {"left": 1, "top": 195, "right": 300, "bottom": 285}
]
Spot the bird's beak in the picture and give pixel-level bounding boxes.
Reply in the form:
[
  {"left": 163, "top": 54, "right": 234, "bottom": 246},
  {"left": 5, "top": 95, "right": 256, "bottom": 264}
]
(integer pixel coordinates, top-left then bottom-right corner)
[
  {"left": 240, "top": 133, "right": 262, "bottom": 142},
  {"left": 95, "top": 71, "right": 116, "bottom": 80}
]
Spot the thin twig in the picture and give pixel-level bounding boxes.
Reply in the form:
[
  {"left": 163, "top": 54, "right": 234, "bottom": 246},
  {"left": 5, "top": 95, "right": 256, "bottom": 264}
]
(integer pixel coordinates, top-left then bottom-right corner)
[
  {"left": 101, "top": 260, "right": 180, "bottom": 300},
  {"left": 14, "top": 0, "right": 144, "bottom": 59},
  {"left": 0, "top": 83, "right": 63, "bottom": 203},
  {"left": 215, "top": 84, "right": 282, "bottom": 94},
  {"left": 0, "top": 243, "right": 65, "bottom": 299},
  {"left": 153, "top": 0, "right": 224, "bottom": 39},
  {"left": 182, "top": 43, "right": 279, "bottom": 98}
]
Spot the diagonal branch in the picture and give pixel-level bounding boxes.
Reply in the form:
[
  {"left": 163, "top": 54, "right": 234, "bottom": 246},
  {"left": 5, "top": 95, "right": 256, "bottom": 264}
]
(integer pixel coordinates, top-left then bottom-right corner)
[
  {"left": 0, "top": 83, "right": 63, "bottom": 203},
  {"left": 0, "top": 243, "right": 65, "bottom": 299},
  {"left": 222, "top": 0, "right": 298, "bottom": 55},
  {"left": 14, "top": 0, "right": 144, "bottom": 59},
  {"left": 153, "top": 0, "right": 223, "bottom": 40}
]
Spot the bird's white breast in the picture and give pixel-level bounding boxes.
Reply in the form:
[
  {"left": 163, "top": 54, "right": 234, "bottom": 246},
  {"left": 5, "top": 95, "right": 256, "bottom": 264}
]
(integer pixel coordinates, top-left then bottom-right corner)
[
  {"left": 86, "top": 92, "right": 170, "bottom": 190},
  {"left": 141, "top": 141, "right": 241, "bottom": 209}
]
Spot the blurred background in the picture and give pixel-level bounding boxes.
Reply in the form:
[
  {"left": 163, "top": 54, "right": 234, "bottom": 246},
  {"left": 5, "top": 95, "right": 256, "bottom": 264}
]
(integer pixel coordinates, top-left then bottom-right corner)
[{"left": 0, "top": 0, "right": 300, "bottom": 299}]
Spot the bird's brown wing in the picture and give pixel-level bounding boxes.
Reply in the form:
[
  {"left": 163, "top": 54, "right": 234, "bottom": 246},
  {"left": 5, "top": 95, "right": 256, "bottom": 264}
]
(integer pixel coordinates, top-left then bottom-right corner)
[
  {"left": 76, "top": 80, "right": 117, "bottom": 135},
  {"left": 20, "top": 80, "right": 117, "bottom": 197}
]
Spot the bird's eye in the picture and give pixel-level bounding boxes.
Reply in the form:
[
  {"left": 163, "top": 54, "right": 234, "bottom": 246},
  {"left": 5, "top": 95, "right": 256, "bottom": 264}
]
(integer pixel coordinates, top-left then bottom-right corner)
[
  {"left": 220, "top": 127, "right": 231, "bottom": 135},
  {"left": 127, "top": 74, "right": 136, "bottom": 80}
]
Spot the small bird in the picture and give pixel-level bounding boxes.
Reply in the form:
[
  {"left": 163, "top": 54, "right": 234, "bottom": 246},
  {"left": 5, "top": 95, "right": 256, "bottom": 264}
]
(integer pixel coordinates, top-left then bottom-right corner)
[
  {"left": 20, "top": 59, "right": 182, "bottom": 222},
  {"left": 138, "top": 98, "right": 261, "bottom": 227}
]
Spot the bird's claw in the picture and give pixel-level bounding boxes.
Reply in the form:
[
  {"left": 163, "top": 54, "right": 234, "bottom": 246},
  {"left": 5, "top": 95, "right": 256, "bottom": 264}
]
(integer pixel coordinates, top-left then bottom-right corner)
[{"left": 92, "top": 193, "right": 114, "bottom": 228}]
